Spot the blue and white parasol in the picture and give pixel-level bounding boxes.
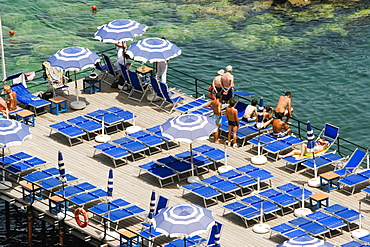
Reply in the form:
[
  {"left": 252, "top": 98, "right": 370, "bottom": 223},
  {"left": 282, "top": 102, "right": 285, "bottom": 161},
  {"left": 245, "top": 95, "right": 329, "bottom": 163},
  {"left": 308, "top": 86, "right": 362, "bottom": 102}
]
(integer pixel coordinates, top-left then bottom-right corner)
[
  {"left": 160, "top": 114, "right": 217, "bottom": 182},
  {"left": 47, "top": 47, "right": 100, "bottom": 110},
  {"left": 277, "top": 235, "right": 335, "bottom": 247},
  {"left": 94, "top": 19, "right": 148, "bottom": 43},
  {"left": 251, "top": 97, "right": 267, "bottom": 165},
  {"left": 153, "top": 204, "right": 215, "bottom": 238},
  {"left": 126, "top": 38, "right": 182, "bottom": 63},
  {"left": 58, "top": 151, "right": 66, "bottom": 183}
]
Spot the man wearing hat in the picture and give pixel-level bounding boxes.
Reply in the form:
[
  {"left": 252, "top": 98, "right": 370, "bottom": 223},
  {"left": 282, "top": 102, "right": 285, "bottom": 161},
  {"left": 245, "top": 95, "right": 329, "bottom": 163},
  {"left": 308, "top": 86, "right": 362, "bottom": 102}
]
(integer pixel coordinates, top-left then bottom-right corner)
[
  {"left": 221, "top": 65, "right": 234, "bottom": 103},
  {"left": 4, "top": 85, "right": 17, "bottom": 111},
  {"left": 212, "top": 69, "right": 224, "bottom": 95}
]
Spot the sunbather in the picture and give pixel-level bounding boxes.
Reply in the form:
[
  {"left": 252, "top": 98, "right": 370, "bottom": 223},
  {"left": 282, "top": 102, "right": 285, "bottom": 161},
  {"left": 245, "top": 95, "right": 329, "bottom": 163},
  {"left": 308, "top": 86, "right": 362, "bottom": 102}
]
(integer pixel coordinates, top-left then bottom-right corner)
[
  {"left": 272, "top": 114, "right": 291, "bottom": 137},
  {"left": 4, "top": 85, "right": 17, "bottom": 111},
  {"left": 278, "top": 138, "right": 330, "bottom": 159}
]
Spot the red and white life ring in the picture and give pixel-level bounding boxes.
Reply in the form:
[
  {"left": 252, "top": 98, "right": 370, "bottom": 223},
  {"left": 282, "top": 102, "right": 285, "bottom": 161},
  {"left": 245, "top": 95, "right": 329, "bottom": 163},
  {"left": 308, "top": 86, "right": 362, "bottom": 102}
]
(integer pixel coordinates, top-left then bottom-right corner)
[{"left": 74, "top": 208, "right": 89, "bottom": 228}]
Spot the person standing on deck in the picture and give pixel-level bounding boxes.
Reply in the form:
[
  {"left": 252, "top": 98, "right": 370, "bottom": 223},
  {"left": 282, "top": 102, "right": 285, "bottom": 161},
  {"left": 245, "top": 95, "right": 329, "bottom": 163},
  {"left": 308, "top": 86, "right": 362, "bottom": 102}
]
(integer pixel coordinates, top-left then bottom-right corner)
[
  {"left": 225, "top": 98, "right": 239, "bottom": 148},
  {"left": 275, "top": 91, "right": 294, "bottom": 124},
  {"left": 221, "top": 65, "right": 234, "bottom": 103},
  {"left": 156, "top": 60, "right": 168, "bottom": 84},
  {"left": 115, "top": 42, "right": 126, "bottom": 69},
  {"left": 212, "top": 69, "right": 224, "bottom": 95},
  {"left": 206, "top": 91, "right": 223, "bottom": 144}
]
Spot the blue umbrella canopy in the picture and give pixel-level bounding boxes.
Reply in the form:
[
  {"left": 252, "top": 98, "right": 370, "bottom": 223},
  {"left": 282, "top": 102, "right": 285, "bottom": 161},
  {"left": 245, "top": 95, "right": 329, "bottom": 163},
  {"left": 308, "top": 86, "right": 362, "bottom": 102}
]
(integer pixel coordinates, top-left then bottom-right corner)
[
  {"left": 126, "top": 38, "right": 182, "bottom": 63},
  {"left": 47, "top": 47, "right": 100, "bottom": 71},
  {"left": 153, "top": 204, "right": 215, "bottom": 238},
  {"left": 160, "top": 114, "right": 217, "bottom": 143},
  {"left": 277, "top": 235, "right": 335, "bottom": 247},
  {"left": 107, "top": 168, "right": 113, "bottom": 198},
  {"left": 306, "top": 121, "right": 315, "bottom": 153},
  {"left": 256, "top": 97, "right": 264, "bottom": 129},
  {"left": 0, "top": 119, "right": 31, "bottom": 148},
  {"left": 94, "top": 19, "right": 148, "bottom": 43},
  {"left": 58, "top": 151, "right": 66, "bottom": 183}
]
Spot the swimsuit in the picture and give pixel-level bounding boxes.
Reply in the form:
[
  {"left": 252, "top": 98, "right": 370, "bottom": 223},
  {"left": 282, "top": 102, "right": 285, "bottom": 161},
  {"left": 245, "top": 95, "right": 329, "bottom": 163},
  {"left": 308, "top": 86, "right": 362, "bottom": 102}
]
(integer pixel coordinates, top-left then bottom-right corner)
[
  {"left": 275, "top": 112, "right": 284, "bottom": 119},
  {"left": 228, "top": 120, "right": 238, "bottom": 127},
  {"left": 271, "top": 131, "right": 288, "bottom": 138},
  {"left": 212, "top": 114, "right": 222, "bottom": 124}
]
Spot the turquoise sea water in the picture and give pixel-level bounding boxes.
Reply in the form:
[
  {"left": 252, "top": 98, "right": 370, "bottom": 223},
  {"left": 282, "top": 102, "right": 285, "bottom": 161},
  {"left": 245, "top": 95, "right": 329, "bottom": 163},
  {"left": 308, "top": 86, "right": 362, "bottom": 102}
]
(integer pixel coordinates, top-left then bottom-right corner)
[{"left": 0, "top": 0, "right": 369, "bottom": 148}]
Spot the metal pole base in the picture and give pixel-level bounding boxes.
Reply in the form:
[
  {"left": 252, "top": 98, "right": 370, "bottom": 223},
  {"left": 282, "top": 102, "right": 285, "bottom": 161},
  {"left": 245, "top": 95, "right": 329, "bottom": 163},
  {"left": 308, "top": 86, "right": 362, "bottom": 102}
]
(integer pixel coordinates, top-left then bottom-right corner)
[
  {"left": 95, "top": 134, "right": 111, "bottom": 143},
  {"left": 187, "top": 176, "right": 200, "bottom": 183},
  {"left": 251, "top": 155, "right": 267, "bottom": 165},
  {"left": 294, "top": 208, "right": 312, "bottom": 217},
  {"left": 308, "top": 177, "right": 320, "bottom": 187},
  {"left": 100, "top": 231, "right": 119, "bottom": 241},
  {"left": 57, "top": 211, "right": 74, "bottom": 221},
  {"left": 252, "top": 223, "right": 270, "bottom": 234},
  {"left": 70, "top": 101, "right": 86, "bottom": 110},
  {"left": 351, "top": 229, "right": 369, "bottom": 239},
  {"left": 0, "top": 180, "right": 12, "bottom": 190},
  {"left": 217, "top": 165, "right": 233, "bottom": 173}
]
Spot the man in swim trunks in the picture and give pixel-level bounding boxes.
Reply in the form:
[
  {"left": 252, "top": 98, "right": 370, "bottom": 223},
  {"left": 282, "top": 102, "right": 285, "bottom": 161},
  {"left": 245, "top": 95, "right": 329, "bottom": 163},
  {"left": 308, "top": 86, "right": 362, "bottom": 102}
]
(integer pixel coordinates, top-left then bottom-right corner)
[
  {"left": 272, "top": 114, "right": 291, "bottom": 138},
  {"left": 242, "top": 99, "right": 258, "bottom": 123},
  {"left": 212, "top": 69, "right": 224, "bottom": 95},
  {"left": 275, "top": 91, "right": 293, "bottom": 124},
  {"left": 225, "top": 98, "right": 239, "bottom": 148},
  {"left": 221, "top": 65, "right": 234, "bottom": 103},
  {"left": 206, "top": 91, "right": 223, "bottom": 144}
]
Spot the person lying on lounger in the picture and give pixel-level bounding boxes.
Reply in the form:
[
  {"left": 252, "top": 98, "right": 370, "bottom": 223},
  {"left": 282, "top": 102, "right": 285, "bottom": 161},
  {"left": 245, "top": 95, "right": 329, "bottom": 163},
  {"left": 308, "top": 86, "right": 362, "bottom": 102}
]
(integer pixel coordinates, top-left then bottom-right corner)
[{"left": 278, "top": 138, "right": 330, "bottom": 159}]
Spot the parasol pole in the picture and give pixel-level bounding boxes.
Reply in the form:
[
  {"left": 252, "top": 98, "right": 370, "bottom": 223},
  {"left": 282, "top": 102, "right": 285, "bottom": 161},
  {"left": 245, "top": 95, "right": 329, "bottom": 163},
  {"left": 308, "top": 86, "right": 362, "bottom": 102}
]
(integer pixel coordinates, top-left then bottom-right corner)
[
  {"left": 0, "top": 17, "right": 6, "bottom": 83},
  {"left": 0, "top": 146, "right": 12, "bottom": 189},
  {"left": 187, "top": 143, "right": 200, "bottom": 183}
]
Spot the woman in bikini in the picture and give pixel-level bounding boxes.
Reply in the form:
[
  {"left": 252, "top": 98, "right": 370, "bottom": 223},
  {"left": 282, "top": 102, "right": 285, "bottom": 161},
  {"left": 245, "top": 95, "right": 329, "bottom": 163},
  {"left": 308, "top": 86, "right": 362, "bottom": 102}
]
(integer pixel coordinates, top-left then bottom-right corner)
[{"left": 278, "top": 138, "right": 329, "bottom": 159}]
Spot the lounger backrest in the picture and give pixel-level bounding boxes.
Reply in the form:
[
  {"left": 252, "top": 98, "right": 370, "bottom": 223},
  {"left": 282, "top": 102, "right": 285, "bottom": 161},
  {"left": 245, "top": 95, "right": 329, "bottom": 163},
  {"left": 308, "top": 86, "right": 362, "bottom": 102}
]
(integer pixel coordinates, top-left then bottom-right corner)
[
  {"left": 345, "top": 149, "right": 367, "bottom": 171},
  {"left": 235, "top": 101, "right": 248, "bottom": 119},
  {"left": 128, "top": 71, "right": 144, "bottom": 91},
  {"left": 150, "top": 76, "right": 164, "bottom": 98},
  {"left": 155, "top": 195, "right": 168, "bottom": 215},
  {"left": 158, "top": 81, "right": 173, "bottom": 103},
  {"left": 321, "top": 123, "right": 339, "bottom": 142},
  {"left": 102, "top": 54, "right": 116, "bottom": 76},
  {"left": 119, "top": 64, "right": 130, "bottom": 84},
  {"left": 207, "top": 221, "right": 222, "bottom": 246}
]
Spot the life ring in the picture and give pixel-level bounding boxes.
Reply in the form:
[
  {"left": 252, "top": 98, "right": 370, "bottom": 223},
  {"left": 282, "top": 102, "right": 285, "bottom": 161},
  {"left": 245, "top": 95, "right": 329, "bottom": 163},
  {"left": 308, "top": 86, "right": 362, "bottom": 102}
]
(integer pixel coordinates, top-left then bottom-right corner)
[{"left": 74, "top": 208, "right": 89, "bottom": 228}]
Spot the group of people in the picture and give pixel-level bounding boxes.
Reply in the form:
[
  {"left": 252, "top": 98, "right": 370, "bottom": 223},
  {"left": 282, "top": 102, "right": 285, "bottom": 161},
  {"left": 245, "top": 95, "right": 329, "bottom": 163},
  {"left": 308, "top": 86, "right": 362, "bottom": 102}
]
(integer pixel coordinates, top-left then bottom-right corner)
[{"left": 207, "top": 68, "right": 295, "bottom": 148}]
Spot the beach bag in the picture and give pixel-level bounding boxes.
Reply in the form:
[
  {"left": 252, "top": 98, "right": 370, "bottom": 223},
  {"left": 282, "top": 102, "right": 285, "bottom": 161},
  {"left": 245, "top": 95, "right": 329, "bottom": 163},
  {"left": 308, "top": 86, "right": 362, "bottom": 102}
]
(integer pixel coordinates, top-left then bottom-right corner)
[{"left": 208, "top": 85, "right": 215, "bottom": 100}]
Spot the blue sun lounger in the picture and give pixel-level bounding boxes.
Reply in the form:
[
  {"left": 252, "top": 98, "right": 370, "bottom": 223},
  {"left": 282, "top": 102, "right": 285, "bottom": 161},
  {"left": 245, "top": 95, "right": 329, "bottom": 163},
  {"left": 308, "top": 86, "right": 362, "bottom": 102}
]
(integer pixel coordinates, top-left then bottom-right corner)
[
  {"left": 128, "top": 130, "right": 165, "bottom": 155},
  {"left": 306, "top": 211, "right": 346, "bottom": 237},
  {"left": 86, "top": 109, "right": 124, "bottom": 134},
  {"left": 301, "top": 152, "right": 345, "bottom": 176},
  {"left": 338, "top": 170, "right": 370, "bottom": 195},
  {"left": 333, "top": 148, "right": 367, "bottom": 177},
  {"left": 146, "top": 125, "right": 180, "bottom": 149},
  {"left": 323, "top": 204, "right": 362, "bottom": 231},
  {"left": 23, "top": 167, "right": 60, "bottom": 183},
  {"left": 181, "top": 182, "right": 221, "bottom": 208},
  {"left": 104, "top": 106, "right": 136, "bottom": 126},
  {"left": 222, "top": 201, "right": 260, "bottom": 227},
  {"left": 54, "top": 182, "right": 97, "bottom": 198},
  {"left": 341, "top": 240, "right": 366, "bottom": 247},
  {"left": 112, "top": 137, "right": 149, "bottom": 161},
  {"left": 263, "top": 135, "right": 304, "bottom": 161},
  {"left": 67, "top": 116, "right": 102, "bottom": 140},
  {"left": 288, "top": 217, "right": 330, "bottom": 240},
  {"left": 174, "top": 97, "right": 208, "bottom": 114},
  {"left": 270, "top": 223, "right": 309, "bottom": 239},
  {"left": 49, "top": 121, "right": 86, "bottom": 146},
  {"left": 201, "top": 175, "right": 241, "bottom": 201},
  {"left": 93, "top": 142, "right": 131, "bottom": 167},
  {"left": 218, "top": 169, "right": 257, "bottom": 196},
  {"left": 247, "top": 133, "right": 279, "bottom": 150},
  {"left": 88, "top": 198, "right": 131, "bottom": 216},
  {"left": 276, "top": 183, "right": 313, "bottom": 204},
  {"left": 69, "top": 188, "right": 107, "bottom": 206},
  {"left": 259, "top": 188, "right": 299, "bottom": 215},
  {"left": 138, "top": 161, "right": 177, "bottom": 187},
  {"left": 102, "top": 205, "right": 145, "bottom": 229},
  {"left": 11, "top": 83, "right": 51, "bottom": 116},
  {"left": 38, "top": 173, "right": 78, "bottom": 190}
]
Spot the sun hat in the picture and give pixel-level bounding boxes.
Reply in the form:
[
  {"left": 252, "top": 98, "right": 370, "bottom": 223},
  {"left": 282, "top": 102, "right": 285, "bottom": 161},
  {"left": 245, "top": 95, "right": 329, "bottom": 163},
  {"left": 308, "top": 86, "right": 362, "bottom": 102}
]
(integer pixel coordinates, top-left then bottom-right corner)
[
  {"left": 226, "top": 65, "right": 233, "bottom": 72},
  {"left": 217, "top": 69, "right": 224, "bottom": 75}
]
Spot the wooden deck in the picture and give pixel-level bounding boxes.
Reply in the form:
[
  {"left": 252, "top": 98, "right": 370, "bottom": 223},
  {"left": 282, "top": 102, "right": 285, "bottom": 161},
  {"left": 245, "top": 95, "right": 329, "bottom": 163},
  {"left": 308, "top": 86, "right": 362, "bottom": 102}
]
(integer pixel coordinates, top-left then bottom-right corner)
[{"left": 1, "top": 80, "right": 369, "bottom": 247}]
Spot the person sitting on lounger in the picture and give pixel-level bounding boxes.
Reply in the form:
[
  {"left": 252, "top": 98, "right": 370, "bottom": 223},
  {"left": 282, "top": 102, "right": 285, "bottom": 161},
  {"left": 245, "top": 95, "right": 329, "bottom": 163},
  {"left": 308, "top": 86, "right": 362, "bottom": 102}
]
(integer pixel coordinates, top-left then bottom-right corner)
[
  {"left": 278, "top": 138, "right": 330, "bottom": 159},
  {"left": 242, "top": 99, "right": 258, "bottom": 123},
  {"left": 272, "top": 114, "right": 291, "bottom": 138},
  {"left": 4, "top": 85, "right": 17, "bottom": 111}
]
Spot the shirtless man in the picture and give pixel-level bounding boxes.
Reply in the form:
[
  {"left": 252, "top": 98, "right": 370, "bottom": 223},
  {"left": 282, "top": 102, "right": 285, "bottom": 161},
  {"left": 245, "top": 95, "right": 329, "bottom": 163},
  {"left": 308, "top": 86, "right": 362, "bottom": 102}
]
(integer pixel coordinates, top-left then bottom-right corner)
[
  {"left": 212, "top": 69, "right": 224, "bottom": 94},
  {"left": 4, "top": 85, "right": 17, "bottom": 111},
  {"left": 225, "top": 98, "right": 239, "bottom": 148},
  {"left": 205, "top": 91, "right": 223, "bottom": 144},
  {"left": 221, "top": 65, "right": 234, "bottom": 103},
  {"left": 242, "top": 99, "right": 257, "bottom": 122},
  {"left": 272, "top": 114, "right": 291, "bottom": 138},
  {"left": 275, "top": 92, "right": 293, "bottom": 123}
]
